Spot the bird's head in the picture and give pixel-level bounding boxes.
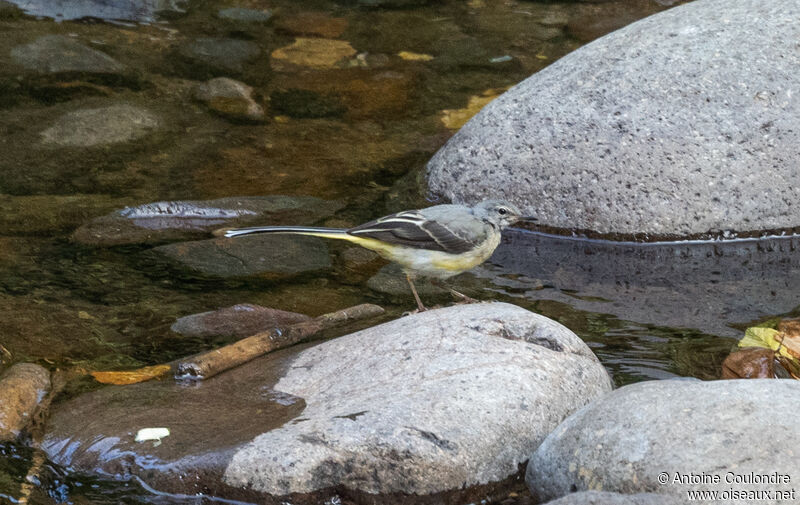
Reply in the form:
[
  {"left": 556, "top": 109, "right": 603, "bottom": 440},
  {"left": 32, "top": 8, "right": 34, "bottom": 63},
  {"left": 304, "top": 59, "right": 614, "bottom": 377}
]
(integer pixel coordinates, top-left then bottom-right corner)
[{"left": 474, "top": 199, "right": 537, "bottom": 229}]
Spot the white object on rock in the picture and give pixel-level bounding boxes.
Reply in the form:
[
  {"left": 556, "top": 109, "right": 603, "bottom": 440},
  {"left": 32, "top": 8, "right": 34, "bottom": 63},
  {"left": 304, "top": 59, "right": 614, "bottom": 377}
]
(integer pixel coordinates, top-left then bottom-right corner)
[{"left": 135, "top": 427, "right": 170, "bottom": 445}]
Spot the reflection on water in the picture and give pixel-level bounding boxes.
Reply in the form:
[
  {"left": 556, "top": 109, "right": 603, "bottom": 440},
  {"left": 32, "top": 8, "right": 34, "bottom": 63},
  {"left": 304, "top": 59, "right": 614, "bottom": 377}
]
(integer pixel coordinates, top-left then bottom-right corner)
[
  {"left": 478, "top": 231, "right": 800, "bottom": 384},
  {"left": 491, "top": 231, "right": 799, "bottom": 338}
]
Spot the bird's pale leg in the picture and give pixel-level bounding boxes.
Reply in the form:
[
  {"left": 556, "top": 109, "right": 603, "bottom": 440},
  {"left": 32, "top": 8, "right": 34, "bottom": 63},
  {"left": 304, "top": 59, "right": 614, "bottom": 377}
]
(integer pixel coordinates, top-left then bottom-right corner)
[
  {"left": 431, "top": 279, "right": 481, "bottom": 304},
  {"left": 406, "top": 273, "right": 427, "bottom": 312}
]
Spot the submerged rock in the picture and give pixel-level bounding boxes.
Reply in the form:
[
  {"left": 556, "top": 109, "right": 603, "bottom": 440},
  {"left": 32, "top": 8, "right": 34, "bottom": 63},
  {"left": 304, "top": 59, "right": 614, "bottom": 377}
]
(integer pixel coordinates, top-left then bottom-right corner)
[
  {"left": 40, "top": 104, "right": 160, "bottom": 147},
  {"left": 10, "top": 35, "right": 125, "bottom": 75},
  {"left": 43, "top": 303, "right": 611, "bottom": 503},
  {"left": 275, "top": 12, "right": 348, "bottom": 38},
  {"left": 269, "top": 88, "right": 345, "bottom": 119},
  {"left": 271, "top": 38, "right": 357, "bottom": 71},
  {"left": 427, "top": 0, "right": 800, "bottom": 238},
  {"left": 194, "top": 77, "right": 265, "bottom": 122},
  {"left": 178, "top": 38, "right": 261, "bottom": 75},
  {"left": 153, "top": 234, "right": 331, "bottom": 279},
  {"left": 73, "top": 196, "right": 343, "bottom": 247},
  {"left": 0, "top": 194, "right": 130, "bottom": 236},
  {"left": 0, "top": 363, "right": 51, "bottom": 441},
  {"left": 217, "top": 7, "right": 272, "bottom": 23},
  {"left": 171, "top": 304, "right": 311, "bottom": 338},
  {"left": 527, "top": 379, "right": 800, "bottom": 503}
]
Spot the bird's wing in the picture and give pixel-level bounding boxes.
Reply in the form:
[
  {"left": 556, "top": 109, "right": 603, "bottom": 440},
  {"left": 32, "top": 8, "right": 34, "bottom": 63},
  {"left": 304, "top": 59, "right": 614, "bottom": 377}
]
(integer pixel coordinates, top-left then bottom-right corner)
[{"left": 347, "top": 209, "right": 485, "bottom": 254}]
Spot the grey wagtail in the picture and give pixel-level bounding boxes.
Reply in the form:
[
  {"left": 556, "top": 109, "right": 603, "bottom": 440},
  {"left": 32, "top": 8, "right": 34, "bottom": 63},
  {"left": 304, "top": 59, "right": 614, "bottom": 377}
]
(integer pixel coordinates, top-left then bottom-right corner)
[{"left": 219, "top": 199, "right": 534, "bottom": 311}]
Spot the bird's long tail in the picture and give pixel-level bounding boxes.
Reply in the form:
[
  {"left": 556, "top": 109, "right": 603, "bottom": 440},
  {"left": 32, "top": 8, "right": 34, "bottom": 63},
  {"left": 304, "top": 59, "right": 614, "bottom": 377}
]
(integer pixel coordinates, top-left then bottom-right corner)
[{"left": 218, "top": 226, "right": 351, "bottom": 241}]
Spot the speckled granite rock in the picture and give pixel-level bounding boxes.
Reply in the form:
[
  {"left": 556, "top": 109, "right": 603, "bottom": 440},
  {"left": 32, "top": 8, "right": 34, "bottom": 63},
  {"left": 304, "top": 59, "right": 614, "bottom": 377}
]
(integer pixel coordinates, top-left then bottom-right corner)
[
  {"left": 427, "top": 0, "right": 800, "bottom": 238},
  {"left": 527, "top": 379, "right": 800, "bottom": 504}
]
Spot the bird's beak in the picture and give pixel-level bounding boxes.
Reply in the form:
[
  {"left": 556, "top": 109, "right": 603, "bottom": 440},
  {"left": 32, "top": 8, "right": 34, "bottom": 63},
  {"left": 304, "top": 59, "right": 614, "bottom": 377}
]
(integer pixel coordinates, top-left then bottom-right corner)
[{"left": 519, "top": 216, "right": 538, "bottom": 222}]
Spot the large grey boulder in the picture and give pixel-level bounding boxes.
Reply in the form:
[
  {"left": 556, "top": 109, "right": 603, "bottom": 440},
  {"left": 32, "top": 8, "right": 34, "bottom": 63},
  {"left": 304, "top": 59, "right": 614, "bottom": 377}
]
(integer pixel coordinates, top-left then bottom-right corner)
[
  {"left": 527, "top": 379, "right": 800, "bottom": 504},
  {"left": 43, "top": 304, "right": 611, "bottom": 504},
  {"left": 224, "top": 303, "right": 612, "bottom": 500},
  {"left": 427, "top": 0, "right": 800, "bottom": 238}
]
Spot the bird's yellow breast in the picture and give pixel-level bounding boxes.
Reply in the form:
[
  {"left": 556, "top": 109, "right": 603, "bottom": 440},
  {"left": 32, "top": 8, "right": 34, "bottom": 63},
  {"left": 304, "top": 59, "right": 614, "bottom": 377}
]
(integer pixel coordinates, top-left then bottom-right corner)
[{"left": 347, "top": 232, "right": 501, "bottom": 278}]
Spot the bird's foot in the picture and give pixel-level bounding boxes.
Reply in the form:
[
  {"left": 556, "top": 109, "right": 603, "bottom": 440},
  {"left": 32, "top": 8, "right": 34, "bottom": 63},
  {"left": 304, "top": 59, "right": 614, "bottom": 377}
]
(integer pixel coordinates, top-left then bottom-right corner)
[
  {"left": 402, "top": 304, "right": 446, "bottom": 316},
  {"left": 448, "top": 288, "right": 481, "bottom": 304}
]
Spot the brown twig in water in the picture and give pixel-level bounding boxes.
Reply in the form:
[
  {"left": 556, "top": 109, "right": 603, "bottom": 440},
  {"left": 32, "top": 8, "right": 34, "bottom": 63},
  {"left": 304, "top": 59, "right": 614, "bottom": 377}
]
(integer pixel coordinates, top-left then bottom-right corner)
[{"left": 175, "top": 303, "right": 384, "bottom": 381}]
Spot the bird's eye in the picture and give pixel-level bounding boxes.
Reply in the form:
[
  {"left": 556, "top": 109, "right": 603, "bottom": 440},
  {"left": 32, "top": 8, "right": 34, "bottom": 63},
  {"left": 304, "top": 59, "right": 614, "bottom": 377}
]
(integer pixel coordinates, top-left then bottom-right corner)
[{"left": 497, "top": 208, "right": 508, "bottom": 215}]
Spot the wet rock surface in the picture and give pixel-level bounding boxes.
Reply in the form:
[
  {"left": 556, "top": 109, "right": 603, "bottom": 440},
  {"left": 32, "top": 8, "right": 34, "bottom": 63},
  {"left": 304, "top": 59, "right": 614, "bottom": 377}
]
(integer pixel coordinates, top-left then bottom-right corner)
[
  {"left": 43, "top": 304, "right": 611, "bottom": 504},
  {"left": 427, "top": 0, "right": 800, "bottom": 238},
  {"left": 10, "top": 35, "right": 125, "bottom": 75},
  {"left": 526, "top": 379, "right": 800, "bottom": 503},
  {"left": 42, "top": 345, "right": 307, "bottom": 502},
  {"left": 39, "top": 104, "right": 161, "bottom": 147},
  {"left": 171, "top": 304, "right": 311, "bottom": 338},
  {"left": 0, "top": 363, "right": 51, "bottom": 440},
  {"left": 153, "top": 234, "right": 332, "bottom": 279},
  {"left": 73, "top": 196, "right": 343, "bottom": 247}
]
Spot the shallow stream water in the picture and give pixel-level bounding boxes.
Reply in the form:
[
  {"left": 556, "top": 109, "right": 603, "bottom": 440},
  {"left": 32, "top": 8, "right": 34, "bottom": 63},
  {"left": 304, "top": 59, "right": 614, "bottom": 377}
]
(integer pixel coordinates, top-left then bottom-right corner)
[{"left": 1, "top": 0, "right": 797, "bottom": 503}]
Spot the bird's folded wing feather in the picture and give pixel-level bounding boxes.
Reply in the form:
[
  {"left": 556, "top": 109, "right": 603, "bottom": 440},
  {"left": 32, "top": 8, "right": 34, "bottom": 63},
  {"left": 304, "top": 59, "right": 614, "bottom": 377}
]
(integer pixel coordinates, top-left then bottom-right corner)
[{"left": 347, "top": 210, "right": 482, "bottom": 254}]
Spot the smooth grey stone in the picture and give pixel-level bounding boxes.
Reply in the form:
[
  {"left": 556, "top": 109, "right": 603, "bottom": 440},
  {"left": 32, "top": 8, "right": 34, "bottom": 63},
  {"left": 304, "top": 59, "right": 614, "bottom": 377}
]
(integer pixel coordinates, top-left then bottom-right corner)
[
  {"left": 427, "top": 0, "right": 800, "bottom": 238},
  {"left": 10, "top": 35, "right": 124, "bottom": 74},
  {"left": 527, "top": 379, "right": 800, "bottom": 503},
  {"left": 193, "top": 77, "right": 265, "bottom": 122},
  {"left": 171, "top": 304, "right": 310, "bottom": 338},
  {"left": 40, "top": 104, "right": 160, "bottom": 147},
  {"left": 224, "top": 303, "right": 612, "bottom": 497}
]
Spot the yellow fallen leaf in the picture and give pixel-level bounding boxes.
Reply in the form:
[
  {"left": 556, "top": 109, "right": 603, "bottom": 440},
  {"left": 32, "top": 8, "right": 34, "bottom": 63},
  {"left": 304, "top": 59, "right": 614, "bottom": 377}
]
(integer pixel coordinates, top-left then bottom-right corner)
[
  {"left": 398, "top": 51, "right": 433, "bottom": 62},
  {"left": 271, "top": 37, "right": 357, "bottom": 70},
  {"left": 535, "top": 54, "right": 548, "bottom": 60},
  {"left": 91, "top": 364, "right": 172, "bottom": 385},
  {"left": 738, "top": 326, "right": 800, "bottom": 378},
  {"left": 440, "top": 87, "right": 509, "bottom": 130}
]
